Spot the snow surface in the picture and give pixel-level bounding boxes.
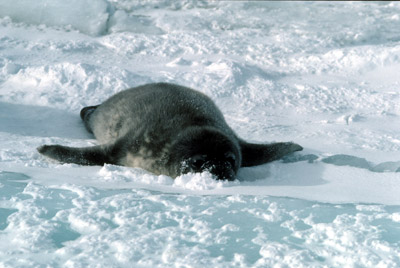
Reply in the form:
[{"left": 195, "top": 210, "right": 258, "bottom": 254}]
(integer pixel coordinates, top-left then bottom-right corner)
[{"left": 0, "top": 1, "right": 400, "bottom": 267}]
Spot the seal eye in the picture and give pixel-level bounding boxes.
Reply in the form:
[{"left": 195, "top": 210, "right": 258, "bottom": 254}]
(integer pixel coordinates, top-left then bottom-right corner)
[{"left": 189, "top": 154, "right": 207, "bottom": 171}]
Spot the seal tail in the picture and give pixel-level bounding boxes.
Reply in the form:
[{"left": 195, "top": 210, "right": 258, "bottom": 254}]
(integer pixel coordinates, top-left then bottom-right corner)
[
  {"left": 239, "top": 141, "right": 303, "bottom": 167},
  {"left": 37, "top": 144, "right": 115, "bottom": 166},
  {"left": 80, "top": 105, "right": 99, "bottom": 134}
]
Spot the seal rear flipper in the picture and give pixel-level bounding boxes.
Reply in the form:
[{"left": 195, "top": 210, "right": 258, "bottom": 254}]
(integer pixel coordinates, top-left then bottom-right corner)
[
  {"left": 37, "top": 144, "right": 115, "bottom": 166},
  {"left": 80, "top": 105, "right": 99, "bottom": 134},
  {"left": 240, "top": 141, "right": 303, "bottom": 167}
]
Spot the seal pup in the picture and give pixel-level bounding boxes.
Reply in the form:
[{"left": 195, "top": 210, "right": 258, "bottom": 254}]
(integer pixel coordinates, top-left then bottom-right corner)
[{"left": 38, "top": 83, "right": 302, "bottom": 180}]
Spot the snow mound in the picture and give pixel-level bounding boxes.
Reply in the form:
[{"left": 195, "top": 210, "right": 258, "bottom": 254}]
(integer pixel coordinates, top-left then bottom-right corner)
[
  {"left": 0, "top": 0, "right": 165, "bottom": 36},
  {"left": 0, "top": 0, "right": 110, "bottom": 36},
  {"left": 98, "top": 165, "right": 235, "bottom": 191},
  {"left": 98, "top": 164, "right": 174, "bottom": 185},
  {"left": 173, "top": 172, "right": 236, "bottom": 190}
]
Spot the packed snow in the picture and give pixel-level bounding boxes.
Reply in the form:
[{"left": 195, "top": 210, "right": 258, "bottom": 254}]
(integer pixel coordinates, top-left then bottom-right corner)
[{"left": 0, "top": 1, "right": 400, "bottom": 267}]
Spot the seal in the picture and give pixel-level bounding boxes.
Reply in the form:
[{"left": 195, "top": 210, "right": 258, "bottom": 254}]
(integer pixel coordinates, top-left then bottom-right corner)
[{"left": 38, "top": 83, "right": 302, "bottom": 180}]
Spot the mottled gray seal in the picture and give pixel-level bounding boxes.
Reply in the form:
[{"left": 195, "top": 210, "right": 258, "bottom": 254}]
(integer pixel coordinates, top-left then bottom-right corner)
[{"left": 38, "top": 83, "right": 302, "bottom": 180}]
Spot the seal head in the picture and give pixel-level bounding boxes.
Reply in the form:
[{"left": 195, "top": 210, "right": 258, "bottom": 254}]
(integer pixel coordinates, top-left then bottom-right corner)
[{"left": 167, "top": 127, "right": 241, "bottom": 181}]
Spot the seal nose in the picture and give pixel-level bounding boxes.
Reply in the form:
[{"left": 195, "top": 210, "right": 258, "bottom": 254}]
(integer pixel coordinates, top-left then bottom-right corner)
[{"left": 188, "top": 155, "right": 207, "bottom": 172}]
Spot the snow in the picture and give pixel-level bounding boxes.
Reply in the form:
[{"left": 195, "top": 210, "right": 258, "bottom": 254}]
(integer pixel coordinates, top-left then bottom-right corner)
[
  {"left": 1, "top": 1, "right": 400, "bottom": 267},
  {"left": 0, "top": 0, "right": 111, "bottom": 36}
]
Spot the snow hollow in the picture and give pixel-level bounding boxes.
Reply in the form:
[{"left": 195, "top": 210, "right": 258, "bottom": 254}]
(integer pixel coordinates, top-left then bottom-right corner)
[{"left": 0, "top": 1, "right": 400, "bottom": 267}]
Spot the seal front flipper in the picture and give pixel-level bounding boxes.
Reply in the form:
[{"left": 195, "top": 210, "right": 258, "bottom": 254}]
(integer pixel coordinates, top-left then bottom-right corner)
[
  {"left": 240, "top": 141, "right": 303, "bottom": 167},
  {"left": 37, "top": 144, "right": 115, "bottom": 166}
]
